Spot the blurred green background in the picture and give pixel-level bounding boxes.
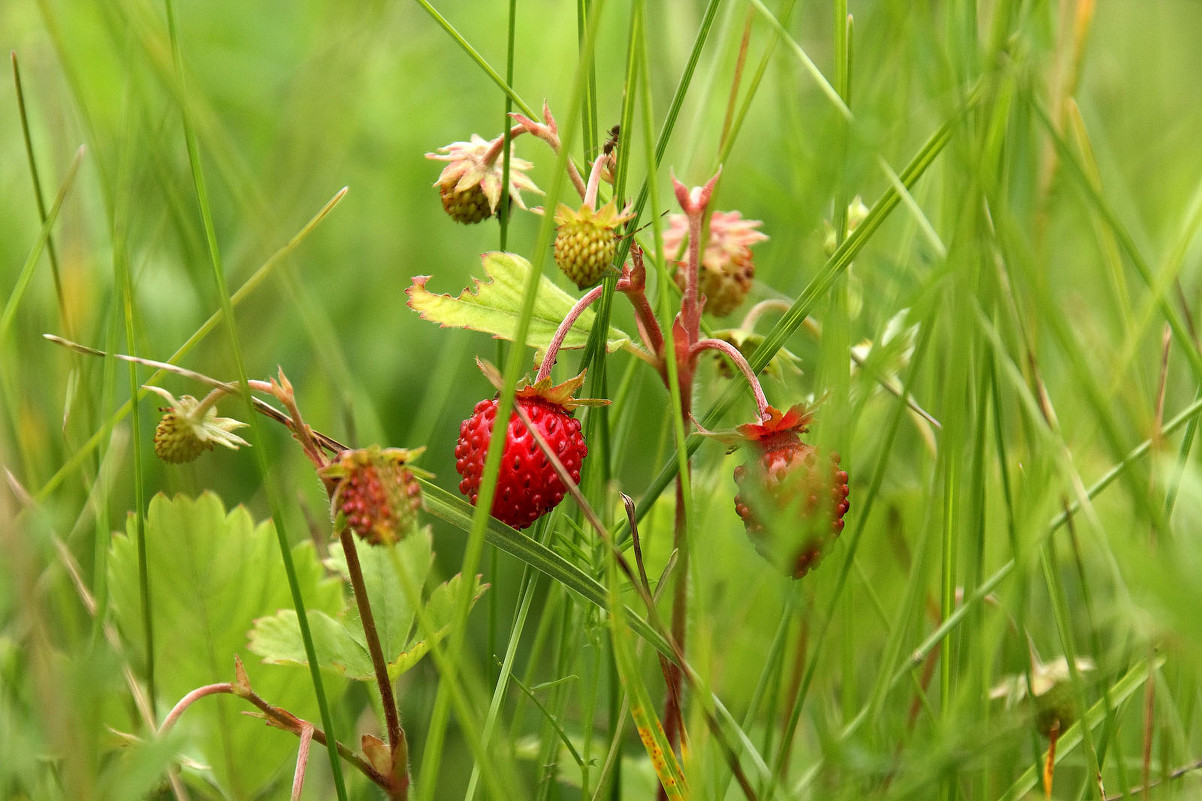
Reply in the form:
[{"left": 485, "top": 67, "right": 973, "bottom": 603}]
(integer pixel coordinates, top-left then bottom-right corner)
[{"left": 7, "top": 0, "right": 1202, "bottom": 799}]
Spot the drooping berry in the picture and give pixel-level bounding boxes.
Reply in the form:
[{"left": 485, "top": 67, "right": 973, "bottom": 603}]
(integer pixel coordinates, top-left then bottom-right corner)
[
  {"left": 731, "top": 404, "right": 849, "bottom": 578},
  {"left": 553, "top": 200, "right": 634, "bottom": 289},
  {"left": 321, "top": 446, "right": 425, "bottom": 546},
  {"left": 155, "top": 402, "right": 212, "bottom": 463},
  {"left": 440, "top": 182, "right": 492, "bottom": 224},
  {"left": 664, "top": 210, "right": 767, "bottom": 317},
  {"left": 146, "top": 386, "right": 249, "bottom": 464},
  {"left": 427, "top": 134, "right": 540, "bottom": 225},
  {"left": 454, "top": 371, "right": 602, "bottom": 530}
]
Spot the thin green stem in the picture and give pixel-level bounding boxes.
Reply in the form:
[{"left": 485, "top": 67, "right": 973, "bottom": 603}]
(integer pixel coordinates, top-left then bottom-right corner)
[
  {"left": 112, "top": 84, "right": 153, "bottom": 718},
  {"left": 338, "top": 530, "right": 403, "bottom": 754},
  {"left": 11, "top": 51, "right": 68, "bottom": 332},
  {"left": 162, "top": 2, "right": 348, "bottom": 796}
]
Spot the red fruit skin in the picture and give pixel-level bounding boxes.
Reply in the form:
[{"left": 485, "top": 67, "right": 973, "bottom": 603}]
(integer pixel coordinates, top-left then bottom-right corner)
[
  {"left": 455, "top": 397, "right": 587, "bottom": 530},
  {"left": 339, "top": 462, "right": 422, "bottom": 546},
  {"left": 733, "top": 430, "right": 850, "bottom": 578}
]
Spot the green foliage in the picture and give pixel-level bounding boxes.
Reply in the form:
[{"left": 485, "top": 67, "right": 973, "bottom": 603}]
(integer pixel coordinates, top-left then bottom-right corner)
[
  {"left": 407, "top": 251, "right": 630, "bottom": 353},
  {"left": 8, "top": 1, "right": 1202, "bottom": 800},
  {"left": 109, "top": 492, "right": 345, "bottom": 798},
  {"left": 249, "top": 528, "right": 488, "bottom": 680}
]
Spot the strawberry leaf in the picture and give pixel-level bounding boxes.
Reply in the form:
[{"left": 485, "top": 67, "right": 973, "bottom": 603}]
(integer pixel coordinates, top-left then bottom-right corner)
[
  {"left": 108, "top": 493, "right": 346, "bottom": 798},
  {"left": 407, "top": 251, "right": 630, "bottom": 352},
  {"left": 248, "top": 527, "right": 488, "bottom": 682},
  {"left": 388, "top": 572, "right": 488, "bottom": 677}
]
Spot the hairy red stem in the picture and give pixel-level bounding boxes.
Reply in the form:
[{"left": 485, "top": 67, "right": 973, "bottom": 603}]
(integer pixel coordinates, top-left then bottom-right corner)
[{"left": 537, "top": 285, "right": 605, "bottom": 382}]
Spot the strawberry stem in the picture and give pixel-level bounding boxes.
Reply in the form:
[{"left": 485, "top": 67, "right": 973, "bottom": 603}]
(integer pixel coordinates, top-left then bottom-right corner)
[
  {"left": 158, "top": 677, "right": 394, "bottom": 793},
  {"left": 617, "top": 243, "right": 665, "bottom": 369},
  {"left": 481, "top": 123, "right": 530, "bottom": 165},
  {"left": 336, "top": 532, "right": 412, "bottom": 800},
  {"left": 582, "top": 152, "right": 608, "bottom": 208},
  {"left": 290, "top": 724, "right": 315, "bottom": 801},
  {"left": 689, "top": 337, "right": 770, "bottom": 419},
  {"left": 338, "top": 529, "right": 406, "bottom": 760},
  {"left": 509, "top": 107, "right": 588, "bottom": 199},
  {"left": 536, "top": 284, "right": 605, "bottom": 382}
]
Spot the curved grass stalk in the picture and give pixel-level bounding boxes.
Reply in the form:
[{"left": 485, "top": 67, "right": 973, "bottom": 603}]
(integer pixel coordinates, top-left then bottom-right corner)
[
  {"left": 608, "top": 572, "right": 688, "bottom": 801},
  {"left": 0, "top": 145, "right": 84, "bottom": 344}
]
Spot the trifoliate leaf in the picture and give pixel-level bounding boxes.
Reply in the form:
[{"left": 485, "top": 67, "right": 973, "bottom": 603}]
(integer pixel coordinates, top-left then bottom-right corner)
[{"left": 407, "top": 251, "right": 630, "bottom": 352}]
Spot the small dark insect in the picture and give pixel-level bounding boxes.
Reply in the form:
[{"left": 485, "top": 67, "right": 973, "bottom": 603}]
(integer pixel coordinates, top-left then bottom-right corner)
[{"left": 602, "top": 124, "right": 620, "bottom": 156}]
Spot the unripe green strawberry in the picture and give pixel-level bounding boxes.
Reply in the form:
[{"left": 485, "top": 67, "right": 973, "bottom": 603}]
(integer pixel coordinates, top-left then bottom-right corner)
[
  {"left": 553, "top": 200, "right": 634, "bottom": 289},
  {"left": 439, "top": 182, "right": 492, "bottom": 224},
  {"left": 664, "top": 210, "right": 766, "bottom": 317},
  {"left": 731, "top": 404, "right": 849, "bottom": 578},
  {"left": 454, "top": 370, "right": 604, "bottom": 530},
  {"left": 1034, "top": 681, "right": 1078, "bottom": 739},
  {"left": 322, "top": 447, "right": 426, "bottom": 546},
  {"left": 154, "top": 402, "right": 212, "bottom": 463},
  {"left": 146, "top": 386, "right": 248, "bottom": 464}
]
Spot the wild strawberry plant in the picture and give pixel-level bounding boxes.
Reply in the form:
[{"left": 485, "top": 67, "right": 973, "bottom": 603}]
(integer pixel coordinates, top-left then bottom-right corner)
[{"left": 8, "top": 3, "right": 1202, "bottom": 801}]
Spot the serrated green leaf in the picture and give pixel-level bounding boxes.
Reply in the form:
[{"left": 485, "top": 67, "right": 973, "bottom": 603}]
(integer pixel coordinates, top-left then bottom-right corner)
[
  {"left": 108, "top": 492, "right": 345, "bottom": 799},
  {"left": 248, "top": 609, "right": 374, "bottom": 680},
  {"left": 389, "top": 573, "right": 488, "bottom": 678},
  {"left": 325, "top": 531, "right": 433, "bottom": 662},
  {"left": 248, "top": 527, "right": 485, "bottom": 682},
  {"left": 406, "top": 251, "right": 630, "bottom": 352}
]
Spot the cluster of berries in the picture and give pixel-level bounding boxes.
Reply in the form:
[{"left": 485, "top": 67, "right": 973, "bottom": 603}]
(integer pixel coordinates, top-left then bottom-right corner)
[{"left": 148, "top": 118, "right": 850, "bottom": 577}]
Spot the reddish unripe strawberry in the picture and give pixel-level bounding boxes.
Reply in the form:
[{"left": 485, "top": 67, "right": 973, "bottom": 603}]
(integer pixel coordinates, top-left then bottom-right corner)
[
  {"left": 454, "top": 371, "right": 603, "bottom": 530},
  {"left": 322, "top": 446, "right": 426, "bottom": 546},
  {"left": 732, "top": 404, "right": 849, "bottom": 578}
]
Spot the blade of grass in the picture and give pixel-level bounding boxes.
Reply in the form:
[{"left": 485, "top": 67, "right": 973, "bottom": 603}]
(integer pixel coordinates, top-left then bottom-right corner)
[
  {"left": 746, "top": 0, "right": 851, "bottom": 121},
  {"left": 1028, "top": 89, "right": 1202, "bottom": 388},
  {"left": 11, "top": 51, "right": 68, "bottom": 332},
  {"left": 415, "top": 5, "right": 605, "bottom": 788},
  {"left": 0, "top": 145, "right": 84, "bottom": 345},
  {"left": 111, "top": 72, "right": 154, "bottom": 717},
  {"left": 411, "top": 0, "right": 536, "bottom": 118},
  {"left": 162, "top": 3, "right": 348, "bottom": 796},
  {"left": 607, "top": 559, "right": 688, "bottom": 800},
  {"left": 463, "top": 527, "right": 548, "bottom": 801}
]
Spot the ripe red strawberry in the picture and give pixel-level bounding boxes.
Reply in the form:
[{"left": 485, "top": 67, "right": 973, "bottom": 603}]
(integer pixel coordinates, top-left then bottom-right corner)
[
  {"left": 321, "top": 446, "right": 426, "bottom": 546},
  {"left": 731, "top": 404, "right": 849, "bottom": 578},
  {"left": 454, "top": 371, "right": 603, "bottom": 530}
]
